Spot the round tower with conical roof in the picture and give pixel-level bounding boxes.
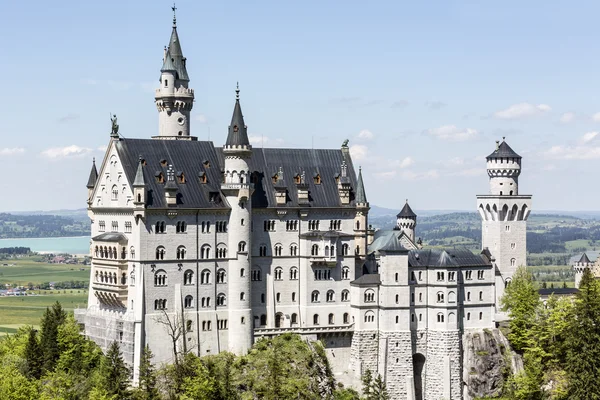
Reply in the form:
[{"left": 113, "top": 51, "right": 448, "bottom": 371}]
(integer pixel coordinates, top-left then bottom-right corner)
[
  {"left": 573, "top": 253, "right": 594, "bottom": 288},
  {"left": 221, "top": 84, "right": 253, "bottom": 354},
  {"left": 395, "top": 200, "right": 417, "bottom": 242},
  {"left": 487, "top": 137, "right": 521, "bottom": 196},
  {"left": 154, "top": 9, "right": 195, "bottom": 140}
]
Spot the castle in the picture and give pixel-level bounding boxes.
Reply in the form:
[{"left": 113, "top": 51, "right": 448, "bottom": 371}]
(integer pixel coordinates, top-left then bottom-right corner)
[{"left": 77, "top": 11, "right": 532, "bottom": 400}]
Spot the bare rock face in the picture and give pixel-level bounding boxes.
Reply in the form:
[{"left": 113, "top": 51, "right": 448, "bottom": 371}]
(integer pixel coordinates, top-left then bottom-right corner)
[{"left": 463, "top": 329, "right": 523, "bottom": 400}]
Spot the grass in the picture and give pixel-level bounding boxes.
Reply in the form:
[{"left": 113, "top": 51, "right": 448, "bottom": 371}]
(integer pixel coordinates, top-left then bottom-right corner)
[
  {"left": 565, "top": 239, "right": 600, "bottom": 252},
  {"left": 0, "top": 256, "right": 90, "bottom": 286}
]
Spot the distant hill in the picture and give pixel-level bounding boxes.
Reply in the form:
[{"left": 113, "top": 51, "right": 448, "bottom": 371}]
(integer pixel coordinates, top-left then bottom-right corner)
[{"left": 0, "top": 213, "right": 90, "bottom": 238}]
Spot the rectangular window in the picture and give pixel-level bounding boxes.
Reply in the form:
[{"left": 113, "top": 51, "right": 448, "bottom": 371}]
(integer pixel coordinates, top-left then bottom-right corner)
[
  {"left": 125, "top": 221, "right": 132, "bottom": 233},
  {"left": 477, "top": 270, "right": 484, "bottom": 280},
  {"left": 313, "top": 269, "right": 331, "bottom": 281},
  {"left": 111, "top": 221, "right": 118, "bottom": 232},
  {"left": 264, "top": 220, "right": 276, "bottom": 232},
  {"left": 437, "top": 271, "right": 445, "bottom": 281},
  {"left": 99, "top": 220, "right": 106, "bottom": 232},
  {"left": 465, "top": 270, "right": 473, "bottom": 280}
]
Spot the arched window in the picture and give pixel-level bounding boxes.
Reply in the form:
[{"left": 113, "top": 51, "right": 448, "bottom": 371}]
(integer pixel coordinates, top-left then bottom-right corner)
[
  {"left": 111, "top": 185, "right": 118, "bottom": 201},
  {"left": 240, "top": 268, "right": 245, "bottom": 277},
  {"left": 326, "top": 290, "right": 335, "bottom": 302},
  {"left": 217, "top": 269, "right": 226, "bottom": 284},
  {"left": 311, "top": 244, "right": 319, "bottom": 256},
  {"left": 325, "top": 246, "right": 330, "bottom": 257},
  {"left": 259, "top": 244, "right": 268, "bottom": 257},
  {"left": 238, "top": 241, "right": 247, "bottom": 253},
  {"left": 200, "top": 269, "right": 211, "bottom": 284},
  {"left": 184, "top": 295, "right": 193, "bottom": 308},
  {"left": 121, "top": 273, "right": 127, "bottom": 285},
  {"left": 343, "top": 313, "right": 349, "bottom": 324},
  {"left": 290, "top": 243, "right": 298, "bottom": 256},
  {"left": 364, "top": 311, "right": 375, "bottom": 323},
  {"left": 260, "top": 314, "right": 267, "bottom": 326},
  {"left": 252, "top": 268, "right": 262, "bottom": 281},
  {"left": 342, "top": 266, "right": 350, "bottom": 280},
  {"left": 291, "top": 313, "right": 298, "bottom": 325},
  {"left": 341, "top": 289, "right": 349, "bottom": 302},
  {"left": 274, "top": 267, "right": 283, "bottom": 280},
  {"left": 216, "top": 244, "right": 227, "bottom": 259},
  {"left": 437, "top": 292, "right": 445, "bottom": 303},
  {"left": 311, "top": 290, "right": 320, "bottom": 303},
  {"left": 261, "top": 293, "right": 265, "bottom": 303},
  {"left": 275, "top": 313, "right": 283, "bottom": 328},
  {"left": 328, "top": 313, "right": 335, "bottom": 325},
  {"left": 155, "top": 221, "right": 165, "bottom": 234},
  {"left": 510, "top": 258, "right": 516, "bottom": 267},
  {"left": 437, "top": 313, "right": 445, "bottom": 323},
  {"left": 184, "top": 270, "right": 194, "bottom": 285},
  {"left": 289, "top": 267, "right": 298, "bottom": 280},
  {"left": 313, "top": 314, "right": 320, "bottom": 325},
  {"left": 342, "top": 243, "right": 349, "bottom": 256},
  {"left": 217, "top": 293, "right": 227, "bottom": 306},
  {"left": 155, "top": 246, "right": 165, "bottom": 260},
  {"left": 448, "top": 312, "right": 456, "bottom": 323},
  {"left": 274, "top": 244, "right": 283, "bottom": 257},
  {"left": 176, "top": 246, "right": 186, "bottom": 260},
  {"left": 201, "top": 245, "right": 211, "bottom": 259},
  {"left": 154, "top": 270, "right": 167, "bottom": 286},
  {"left": 364, "top": 289, "right": 375, "bottom": 303},
  {"left": 240, "top": 292, "right": 245, "bottom": 301},
  {"left": 129, "top": 246, "right": 135, "bottom": 259},
  {"left": 448, "top": 291, "right": 456, "bottom": 303}
]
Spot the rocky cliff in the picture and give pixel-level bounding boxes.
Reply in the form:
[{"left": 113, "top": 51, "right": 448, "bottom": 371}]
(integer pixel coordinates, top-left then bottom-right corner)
[{"left": 463, "top": 328, "right": 523, "bottom": 400}]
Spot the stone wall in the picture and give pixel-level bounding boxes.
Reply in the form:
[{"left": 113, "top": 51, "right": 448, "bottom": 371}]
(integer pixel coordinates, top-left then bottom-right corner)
[
  {"left": 349, "top": 330, "right": 379, "bottom": 378},
  {"left": 380, "top": 331, "right": 414, "bottom": 399},
  {"left": 425, "top": 330, "right": 462, "bottom": 400}
]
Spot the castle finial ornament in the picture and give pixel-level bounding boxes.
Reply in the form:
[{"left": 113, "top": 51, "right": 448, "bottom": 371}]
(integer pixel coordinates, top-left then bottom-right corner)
[
  {"left": 236, "top": 82, "right": 240, "bottom": 100},
  {"left": 172, "top": 3, "right": 177, "bottom": 27},
  {"left": 110, "top": 114, "right": 119, "bottom": 137}
]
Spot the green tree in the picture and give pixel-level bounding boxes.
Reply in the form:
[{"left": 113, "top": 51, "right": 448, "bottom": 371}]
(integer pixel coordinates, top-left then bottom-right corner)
[
  {"left": 135, "top": 345, "right": 159, "bottom": 400},
  {"left": 0, "top": 363, "right": 39, "bottom": 400},
  {"left": 99, "top": 341, "right": 131, "bottom": 399},
  {"left": 361, "top": 369, "right": 373, "bottom": 398},
  {"left": 500, "top": 266, "right": 540, "bottom": 351},
  {"left": 564, "top": 268, "right": 600, "bottom": 398},
  {"left": 24, "top": 328, "right": 42, "bottom": 379},
  {"left": 369, "top": 374, "right": 390, "bottom": 400},
  {"left": 39, "top": 301, "right": 67, "bottom": 373}
]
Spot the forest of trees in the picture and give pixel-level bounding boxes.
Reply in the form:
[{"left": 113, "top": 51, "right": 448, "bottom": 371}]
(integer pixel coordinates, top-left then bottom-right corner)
[
  {"left": 0, "top": 302, "right": 389, "bottom": 400},
  {"left": 491, "top": 266, "right": 600, "bottom": 399},
  {"left": 0, "top": 213, "right": 89, "bottom": 238}
]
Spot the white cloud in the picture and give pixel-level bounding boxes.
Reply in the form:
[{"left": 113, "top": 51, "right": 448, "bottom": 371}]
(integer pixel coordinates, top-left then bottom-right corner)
[
  {"left": 356, "top": 129, "right": 374, "bottom": 140},
  {"left": 0, "top": 147, "right": 25, "bottom": 156},
  {"left": 41, "top": 145, "right": 93, "bottom": 159},
  {"left": 195, "top": 114, "right": 209, "bottom": 123},
  {"left": 559, "top": 112, "right": 575, "bottom": 123},
  {"left": 592, "top": 112, "right": 600, "bottom": 122},
  {"left": 400, "top": 169, "right": 440, "bottom": 180},
  {"left": 543, "top": 144, "right": 600, "bottom": 160},
  {"left": 425, "top": 125, "right": 479, "bottom": 141},
  {"left": 447, "top": 168, "right": 485, "bottom": 177},
  {"left": 349, "top": 144, "right": 368, "bottom": 161},
  {"left": 493, "top": 103, "right": 551, "bottom": 119},
  {"left": 389, "top": 157, "right": 414, "bottom": 168},
  {"left": 97, "top": 145, "right": 108, "bottom": 152},
  {"left": 248, "top": 135, "right": 285, "bottom": 147},
  {"left": 374, "top": 171, "right": 397, "bottom": 179},
  {"left": 581, "top": 131, "right": 599, "bottom": 144}
]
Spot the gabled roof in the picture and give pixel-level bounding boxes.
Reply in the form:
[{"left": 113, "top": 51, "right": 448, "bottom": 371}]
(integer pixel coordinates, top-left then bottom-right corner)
[
  {"left": 225, "top": 87, "right": 250, "bottom": 147},
  {"left": 86, "top": 158, "right": 98, "bottom": 188},
  {"left": 368, "top": 230, "right": 414, "bottom": 255},
  {"left": 355, "top": 167, "right": 367, "bottom": 204},
  {"left": 397, "top": 201, "right": 416, "bottom": 218},
  {"left": 486, "top": 140, "right": 521, "bottom": 159},
  {"left": 408, "top": 248, "right": 491, "bottom": 268},
  {"left": 92, "top": 232, "right": 128, "bottom": 243},
  {"left": 350, "top": 273, "right": 381, "bottom": 287},
  {"left": 578, "top": 253, "right": 592, "bottom": 264}
]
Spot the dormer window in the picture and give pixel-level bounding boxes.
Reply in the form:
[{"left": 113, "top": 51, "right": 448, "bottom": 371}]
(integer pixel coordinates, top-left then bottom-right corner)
[
  {"left": 141, "top": 158, "right": 147, "bottom": 166},
  {"left": 199, "top": 172, "right": 207, "bottom": 184},
  {"left": 177, "top": 172, "right": 186, "bottom": 184},
  {"left": 233, "top": 125, "right": 239, "bottom": 132},
  {"left": 272, "top": 173, "right": 279, "bottom": 184},
  {"left": 334, "top": 173, "right": 340, "bottom": 184},
  {"left": 314, "top": 174, "right": 321, "bottom": 185},
  {"left": 203, "top": 160, "right": 210, "bottom": 168},
  {"left": 155, "top": 172, "right": 165, "bottom": 184},
  {"left": 294, "top": 174, "right": 301, "bottom": 184},
  {"left": 160, "top": 159, "right": 168, "bottom": 167}
]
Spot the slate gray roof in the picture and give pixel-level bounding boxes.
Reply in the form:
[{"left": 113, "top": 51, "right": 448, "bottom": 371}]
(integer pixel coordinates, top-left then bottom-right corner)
[
  {"left": 578, "top": 253, "right": 592, "bottom": 264},
  {"left": 408, "top": 248, "right": 491, "bottom": 268},
  {"left": 133, "top": 157, "right": 145, "bottom": 187},
  {"left": 538, "top": 288, "right": 579, "bottom": 296},
  {"left": 165, "top": 23, "right": 189, "bottom": 81},
  {"left": 225, "top": 90, "right": 250, "bottom": 146},
  {"left": 92, "top": 232, "right": 128, "bottom": 242},
  {"left": 368, "top": 230, "right": 410, "bottom": 254},
  {"left": 161, "top": 49, "right": 177, "bottom": 73},
  {"left": 235, "top": 147, "right": 358, "bottom": 208},
  {"left": 487, "top": 140, "right": 521, "bottom": 159},
  {"left": 397, "top": 201, "right": 416, "bottom": 218},
  {"left": 350, "top": 273, "right": 381, "bottom": 286},
  {"left": 355, "top": 167, "right": 367, "bottom": 204},
  {"left": 87, "top": 159, "right": 98, "bottom": 188},
  {"left": 116, "top": 139, "right": 226, "bottom": 209}
]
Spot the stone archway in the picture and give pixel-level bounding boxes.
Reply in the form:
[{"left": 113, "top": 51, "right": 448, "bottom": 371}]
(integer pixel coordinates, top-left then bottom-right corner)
[{"left": 413, "top": 353, "right": 426, "bottom": 400}]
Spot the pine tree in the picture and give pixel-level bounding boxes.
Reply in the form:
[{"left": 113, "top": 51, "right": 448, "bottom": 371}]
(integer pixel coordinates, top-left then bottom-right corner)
[
  {"left": 564, "top": 268, "right": 600, "bottom": 399},
  {"left": 136, "top": 345, "right": 158, "bottom": 400},
  {"left": 361, "top": 369, "right": 373, "bottom": 398},
  {"left": 101, "top": 341, "right": 131, "bottom": 399},
  {"left": 369, "top": 374, "right": 390, "bottom": 400},
  {"left": 24, "top": 328, "right": 42, "bottom": 379},
  {"left": 500, "top": 266, "right": 540, "bottom": 351},
  {"left": 40, "top": 301, "right": 66, "bottom": 373}
]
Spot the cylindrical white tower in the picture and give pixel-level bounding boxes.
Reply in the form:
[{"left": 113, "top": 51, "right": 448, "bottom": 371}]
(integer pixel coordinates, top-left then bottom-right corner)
[
  {"left": 222, "top": 85, "right": 253, "bottom": 354},
  {"left": 395, "top": 200, "right": 417, "bottom": 242},
  {"left": 486, "top": 138, "right": 521, "bottom": 196},
  {"left": 153, "top": 13, "right": 195, "bottom": 140}
]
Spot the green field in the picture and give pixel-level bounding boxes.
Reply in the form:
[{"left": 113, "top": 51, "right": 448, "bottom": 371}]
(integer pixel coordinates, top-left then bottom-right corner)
[{"left": 0, "top": 256, "right": 90, "bottom": 286}]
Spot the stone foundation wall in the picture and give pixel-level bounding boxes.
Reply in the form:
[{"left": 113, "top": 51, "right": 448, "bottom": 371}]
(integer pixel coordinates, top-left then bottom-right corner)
[
  {"left": 349, "top": 330, "right": 379, "bottom": 377},
  {"left": 380, "top": 331, "right": 414, "bottom": 399},
  {"left": 425, "top": 330, "right": 462, "bottom": 400}
]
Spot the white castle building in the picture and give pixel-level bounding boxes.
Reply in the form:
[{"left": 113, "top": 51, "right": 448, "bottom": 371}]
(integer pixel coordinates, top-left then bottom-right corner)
[{"left": 78, "top": 11, "right": 532, "bottom": 400}]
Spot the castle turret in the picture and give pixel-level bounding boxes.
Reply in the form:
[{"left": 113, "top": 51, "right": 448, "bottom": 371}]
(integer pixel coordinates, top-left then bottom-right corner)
[
  {"left": 573, "top": 253, "right": 593, "bottom": 288},
  {"left": 86, "top": 158, "right": 98, "bottom": 206},
  {"left": 354, "top": 167, "right": 370, "bottom": 256},
  {"left": 395, "top": 200, "right": 417, "bottom": 242},
  {"left": 154, "top": 8, "right": 195, "bottom": 140},
  {"left": 221, "top": 84, "right": 253, "bottom": 354},
  {"left": 477, "top": 138, "right": 532, "bottom": 317},
  {"left": 133, "top": 156, "right": 146, "bottom": 219}
]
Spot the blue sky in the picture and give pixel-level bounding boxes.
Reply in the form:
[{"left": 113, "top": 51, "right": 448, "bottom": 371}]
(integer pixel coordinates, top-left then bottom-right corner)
[{"left": 1, "top": 0, "right": 599, "bottom": 212}]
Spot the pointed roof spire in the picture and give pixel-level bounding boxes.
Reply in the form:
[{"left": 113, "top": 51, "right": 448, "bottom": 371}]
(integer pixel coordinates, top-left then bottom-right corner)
[
  {"left": 163, "top": 4, "right": 189, "bottom": 81},
  {"left": 487, "top": 138, "right": 521, "bottom": 159},
  {"left": 86, "top": 158, "right": 98, "bottom": 188},
  {"left": 578, "top": 253, "right": 592, "bottom": 264},
  {"left": 355, "top": 166, "right": 368, "bottom": 204},
  {"left": 172, "top": 3, "right": 177, "bottom": 27},
  {"left": 226, "top": 83, "right": 250, "bottom": 147},
  {"left": 161, "top": 49, "right": 177, "bottom": 72},
  {"left": 133, "top": 156, "right": 145, "bottom": 187},
  {"left": 397, "top": 200, "right": 417, "bottom": 218}
]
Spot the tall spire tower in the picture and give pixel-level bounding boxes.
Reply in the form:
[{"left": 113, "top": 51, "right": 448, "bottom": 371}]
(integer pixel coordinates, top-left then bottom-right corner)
[
  {"left": 476, "top": 139, "right": 532, "bottom": 316},
  {"left": 154, "top": 5, "right": 195, "bottom": 140}
]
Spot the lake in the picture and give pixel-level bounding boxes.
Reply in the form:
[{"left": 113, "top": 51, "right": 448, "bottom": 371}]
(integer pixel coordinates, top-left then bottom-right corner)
[{"left": 0, "top": 236, "right": 90, "bottom": 255}]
